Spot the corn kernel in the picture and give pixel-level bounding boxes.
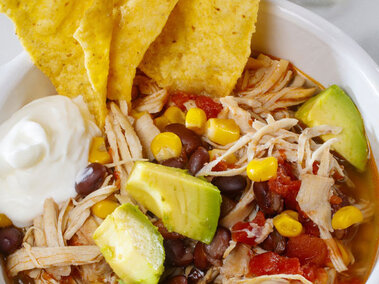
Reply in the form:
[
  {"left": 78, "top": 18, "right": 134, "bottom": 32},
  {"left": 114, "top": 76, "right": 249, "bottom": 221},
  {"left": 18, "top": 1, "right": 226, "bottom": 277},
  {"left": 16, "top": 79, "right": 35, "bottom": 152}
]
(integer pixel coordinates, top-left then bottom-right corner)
[
  {"left": 151, "top": 132, "right": 182, "bottom": 162},
  {"left": 332, "top": 205, "right": 363, "bottom": 230},
  {"left": 0, "top": 214, "right": 12, "bottom": 228},
  {"left": 164, "top": 106, "right": 185, "bottom": 124},
  {"left": 208, "top": 149, "right": 238, "bottom": 165},
  {"left": 185, "top": 108, "right": 207, "bottom": 134},
  {"left": 131, "top": 110, "right": 148, "bottom": 119},
  {"left": 89, "top": 137, "right": 112, "bottom": 164},
  {"left": 154, "top": 116, "right": 170, "bottom": 131},
  {"left": 246, "top": 157, "right": 278, "bottom": 182},
  {"left": 281, "top": 210, "right": 299, "bottom": 221},
  {"left": 273, "top": 213, "right": 303, "bottom": 237},
  {"left": 91, "top": 200, "right": 119, "bottom": 219},
  {"left": 335, "top": 239, "right": 352, "bottom": 266},
  {"left": 206, "top": 118, "right": 240, "bottom": 146}
]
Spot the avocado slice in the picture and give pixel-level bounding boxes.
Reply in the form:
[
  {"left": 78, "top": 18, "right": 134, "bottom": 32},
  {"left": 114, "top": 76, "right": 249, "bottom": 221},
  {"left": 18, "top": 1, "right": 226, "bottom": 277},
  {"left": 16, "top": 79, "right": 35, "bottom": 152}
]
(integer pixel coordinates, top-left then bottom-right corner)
[
  {"left": 125, "top": 162, "right": 222, "bottom": 244},
  {"left": 93, "top": 203, "right": 164, "bottom": 284},
  {"left": 295, "top": 85, "right": 368, "bottom": 171}
]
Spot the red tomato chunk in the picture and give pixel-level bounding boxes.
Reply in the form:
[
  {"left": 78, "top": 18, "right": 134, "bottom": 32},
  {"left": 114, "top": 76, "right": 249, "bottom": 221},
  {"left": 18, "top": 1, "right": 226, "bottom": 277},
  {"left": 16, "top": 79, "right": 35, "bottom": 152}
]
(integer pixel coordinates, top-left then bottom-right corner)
[
  {"left": 171, "top": 92, "right": 223, "bottom": 119},
  {"left": 249, "top": 252, "right": 302, "bottom": 276},
  {"left": 194, "top": 95, "right": 222, "bottom": 119},
  {"left": 231, "top": 211, "right": 265, "bottom": 246},
  {"left": 286, "top": 234, "right": 328, "bottom": 267}
]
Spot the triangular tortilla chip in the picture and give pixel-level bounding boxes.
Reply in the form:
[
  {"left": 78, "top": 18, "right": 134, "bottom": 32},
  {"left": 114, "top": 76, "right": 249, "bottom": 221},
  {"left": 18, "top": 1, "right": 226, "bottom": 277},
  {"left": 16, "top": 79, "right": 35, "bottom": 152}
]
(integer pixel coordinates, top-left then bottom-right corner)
[
  {"left": 74, "top": 0, "right": 114, "bottom": 102},
  {"left": 107, "top": 0, "right": 179, "bottom": 101},
  {"left": 139, "top": 0, "right": 260, "bottom": 97},
  {"left": 0, "top": 0, "right": 111, "bottom": 127}
]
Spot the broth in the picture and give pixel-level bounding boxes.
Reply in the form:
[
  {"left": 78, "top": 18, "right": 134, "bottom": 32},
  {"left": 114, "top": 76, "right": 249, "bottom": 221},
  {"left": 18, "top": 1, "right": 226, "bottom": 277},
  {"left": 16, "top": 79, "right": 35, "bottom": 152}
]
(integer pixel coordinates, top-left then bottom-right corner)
[{"left": 336, "top": 154, "right": 379, "bottom": 283}]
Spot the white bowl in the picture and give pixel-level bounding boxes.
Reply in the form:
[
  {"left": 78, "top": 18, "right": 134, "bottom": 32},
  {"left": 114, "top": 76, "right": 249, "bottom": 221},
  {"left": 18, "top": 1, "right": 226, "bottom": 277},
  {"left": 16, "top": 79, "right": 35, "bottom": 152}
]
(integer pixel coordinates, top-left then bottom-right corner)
[{"left": 1, "top": 0, "right": 379, "bottom": 282}]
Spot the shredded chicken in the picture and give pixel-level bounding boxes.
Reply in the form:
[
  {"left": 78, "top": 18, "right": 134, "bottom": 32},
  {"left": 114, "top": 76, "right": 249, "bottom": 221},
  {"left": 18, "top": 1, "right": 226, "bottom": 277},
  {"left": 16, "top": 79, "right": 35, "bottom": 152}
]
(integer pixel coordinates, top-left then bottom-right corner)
[
  {"left": 133, "top": 88, "right": 169, "bottom": 113},
  {"left": 221, "top": 244, "right": 251, "bottom": 279},
  {"left": 296, "top": 174, "right": 348, "bottom": 272},
  {"left": 7, "top": 245, "right": 102, "bottom": 276},
  {"left": 296, "top": 174, "right": 334, "bottom": 233},
  {"left": 64, "top": 180, "right": 117, "bottom": 240},
  {"left": 220, "top": 96, "right": 254, "bottom": 133},
  {"left": 134, "top": 112, "right": 160, "bottom": 160},
  {"left": 221, "top": 184, "right": 255, "bottom": 228}
]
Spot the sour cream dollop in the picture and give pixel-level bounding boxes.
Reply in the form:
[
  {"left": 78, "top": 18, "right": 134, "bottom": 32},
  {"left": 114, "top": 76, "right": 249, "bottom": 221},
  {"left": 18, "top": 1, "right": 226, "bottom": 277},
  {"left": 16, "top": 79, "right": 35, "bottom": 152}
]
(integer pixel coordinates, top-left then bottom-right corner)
[{"left": 0, "top": 95, "right": 100, "bottom": 227}]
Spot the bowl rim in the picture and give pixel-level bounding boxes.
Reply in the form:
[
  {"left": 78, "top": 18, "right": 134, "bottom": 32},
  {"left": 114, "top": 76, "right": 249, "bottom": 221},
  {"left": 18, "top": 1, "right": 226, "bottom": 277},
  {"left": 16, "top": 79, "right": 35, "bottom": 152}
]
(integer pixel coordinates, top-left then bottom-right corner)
[
  {"left": 262, "top": 1, "right": 379, "bottom": 282},
  {"left": 1, "top": 0, "right": 379, "bottom": 282}
]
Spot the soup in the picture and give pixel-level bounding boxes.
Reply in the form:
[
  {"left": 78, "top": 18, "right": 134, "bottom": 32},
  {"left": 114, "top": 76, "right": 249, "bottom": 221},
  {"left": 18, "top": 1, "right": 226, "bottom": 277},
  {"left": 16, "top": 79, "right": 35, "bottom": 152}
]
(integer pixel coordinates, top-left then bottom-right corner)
[{"left": 1, "top": 53, "right": 378, "bottom": 284}]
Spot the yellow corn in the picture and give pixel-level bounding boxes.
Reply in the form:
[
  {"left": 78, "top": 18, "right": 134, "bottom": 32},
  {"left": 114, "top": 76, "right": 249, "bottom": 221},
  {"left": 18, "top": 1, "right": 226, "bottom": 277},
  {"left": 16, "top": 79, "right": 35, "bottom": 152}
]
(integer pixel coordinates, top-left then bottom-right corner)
[
  {"left": 208, "top": 149, "right": 238, "bottom": 165},
  {"left": 0, "top": 214, "right": 12, "bottom": 228},
  {"left": 154, "top": 116, "right": 170, "bottom": 131},
  {"left": 335, "top": 239, "right": 352, "bottom": 266},
  {"left": 273, "top": 213, "right": 303, "bottom": 237},
  {"left": 89, "top": 137, "right": 112, "bottom": 164},
  {"left": 91, "top": 200, "right": 119, "bottom": 219},
  {"left": 185, "top": 108, "right": 207, "bottom": 135},
  {"left": 206, "top": 118, "right": 240, "bottom": 146},
  {"left": 131, "top": 110, "right": 148, "bottom": 119},
  {"left": 246, "top": 157, "right": 278, "bottom": 182},
  {"left": 164, "top": 106, "right": 185, "bottom": 124},
  {"left": 332, "top": 205, "right": 363, "bottom": 230},
  {"left": 281, "top": 210, "right": 299, "bottom": 221},
  {"left": 151, "top": 132, "right": 182, "bottom": 162}
]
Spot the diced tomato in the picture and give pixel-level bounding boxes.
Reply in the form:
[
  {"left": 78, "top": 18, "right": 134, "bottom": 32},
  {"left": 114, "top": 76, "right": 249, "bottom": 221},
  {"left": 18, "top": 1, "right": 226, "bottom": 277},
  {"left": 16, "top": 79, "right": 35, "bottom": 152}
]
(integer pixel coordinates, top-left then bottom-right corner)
[
  {"left": 249, "top": 252, "right": 302, "bottom": 276},
  {"left": 286, "top": 234, "right": 328, "bottom": 266},
  {"left": 302, "top": 219, "right": 320, "bottom": 237},
  {"left": 268, "top": 158, "right": 301, "bottom": 212},
  {"left": 312, "top": 161, "right": 320, "bottom": 175},
  {"left": 231, "top": 212, "right": 266, "bottom": 245},
  {"left": 194, "top": 95, "right": 223, "bottom": 119},
  {"left": 252, "top": 211, "right": 266, "bottom": 226},
  {"left": 171, "top": 92, "right": 196, "bottom": 111},
  {"left": 212, "top": 161, "right": 228, "bottom": 172},
  {"left": 330, "top": 194, "right": 343, "bottom": 205}
]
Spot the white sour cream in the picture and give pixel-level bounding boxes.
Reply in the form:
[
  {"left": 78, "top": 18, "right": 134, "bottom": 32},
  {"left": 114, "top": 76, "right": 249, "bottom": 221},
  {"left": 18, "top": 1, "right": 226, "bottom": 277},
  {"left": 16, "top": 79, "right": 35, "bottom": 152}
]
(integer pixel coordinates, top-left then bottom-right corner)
[{"left": 0, "top": 95, "right": 100, "bottom": 227}]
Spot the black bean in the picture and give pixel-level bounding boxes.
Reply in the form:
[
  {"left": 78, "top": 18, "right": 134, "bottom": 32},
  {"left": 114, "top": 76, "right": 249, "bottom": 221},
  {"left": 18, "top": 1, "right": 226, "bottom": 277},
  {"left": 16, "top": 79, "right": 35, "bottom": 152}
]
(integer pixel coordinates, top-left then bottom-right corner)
[
  {"left": 75, "top": 163, "right": 107, "bottom": 196},
  {"left": 165, "top": 275, "right": 187, "bottom": 284},
  {"left": 0, "top": 227, "right": 23, "bottom": 255},
  {"left": 188, "top": 147, "right": 209, "bottom": 175},
  {"left": 165, "top": 124, "right": 202, "bottom": 156},
  {"left": 220, "top": 195, "right": 236, "bottom": 218},
  {"left": 204, "top": 227, "right": 231, "bottom": 261},
  {"left": 162, "top": 150, "right": 187, "bottom": 169},
  {"left": 193, "top": 242, "right": 210, "bottom": 270},
  {"left": 253, "top": 182, "right": 283, "bottom": 216},
  {"left": 261, "top": 229, "right": 287, "bottom": 255},
  {"left": 188, "top": 268, "right": 204, "bottom": 284},
  {"left": 154, "top": 220, "right": 183, "bottom": 240},
  {"left": 212, "top": 175, "right": 247, "bottom": 197},
  {"left": 164, "top": 239, "right": 193, "bottom": 267}
]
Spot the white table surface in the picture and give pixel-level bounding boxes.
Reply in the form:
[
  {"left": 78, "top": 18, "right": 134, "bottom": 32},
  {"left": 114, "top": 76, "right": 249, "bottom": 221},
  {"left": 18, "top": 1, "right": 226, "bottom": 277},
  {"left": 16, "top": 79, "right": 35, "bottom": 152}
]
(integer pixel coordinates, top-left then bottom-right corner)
[{"left": 0, "top": 0, "right": 378, "bottom": 65}]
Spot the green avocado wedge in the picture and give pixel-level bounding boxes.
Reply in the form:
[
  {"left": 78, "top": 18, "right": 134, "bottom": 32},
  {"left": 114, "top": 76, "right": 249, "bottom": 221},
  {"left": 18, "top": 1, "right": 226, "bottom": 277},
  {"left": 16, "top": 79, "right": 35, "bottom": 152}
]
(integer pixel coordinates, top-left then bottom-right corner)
[
  {"left": 295, "top": 85, "right": 368, "bottom": 172},
  {"left": 93, "top": 203, "right": 164, "bottom": 284},
  {"left": 125, "top": 161, "right": 222, "bottom": 244}
]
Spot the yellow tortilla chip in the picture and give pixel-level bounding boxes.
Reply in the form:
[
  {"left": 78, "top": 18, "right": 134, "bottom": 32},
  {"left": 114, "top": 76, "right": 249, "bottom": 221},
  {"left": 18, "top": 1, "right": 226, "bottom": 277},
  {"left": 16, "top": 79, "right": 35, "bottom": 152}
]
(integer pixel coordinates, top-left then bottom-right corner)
[
  {"left": 74, "top": 0, "right": 114, "bottom": 102},
  {"left": 107, "top": 0, "right": 179, "bottom": 101},
  {"left": 0, "top": 0, "right": 111, "bottom": 127},
  {"left": 140, "top": 0, "right": 260, "bottom": 97}
]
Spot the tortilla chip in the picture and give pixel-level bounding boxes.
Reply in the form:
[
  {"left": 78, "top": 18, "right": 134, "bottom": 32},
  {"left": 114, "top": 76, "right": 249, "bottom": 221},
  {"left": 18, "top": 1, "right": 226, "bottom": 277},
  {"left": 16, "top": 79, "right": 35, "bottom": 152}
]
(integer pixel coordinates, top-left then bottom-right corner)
[
  {"left": 0, "top": 0, "right": 110, "bottom": 127},
  {"left": 74, "top": 0, "right": 114, "bottom": 101},
  {"left": 140, "top": 0, "right": 260, "bottom": 97},
  {"left": 107, "top": 0, "right": 179, "bottom": 101}
]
